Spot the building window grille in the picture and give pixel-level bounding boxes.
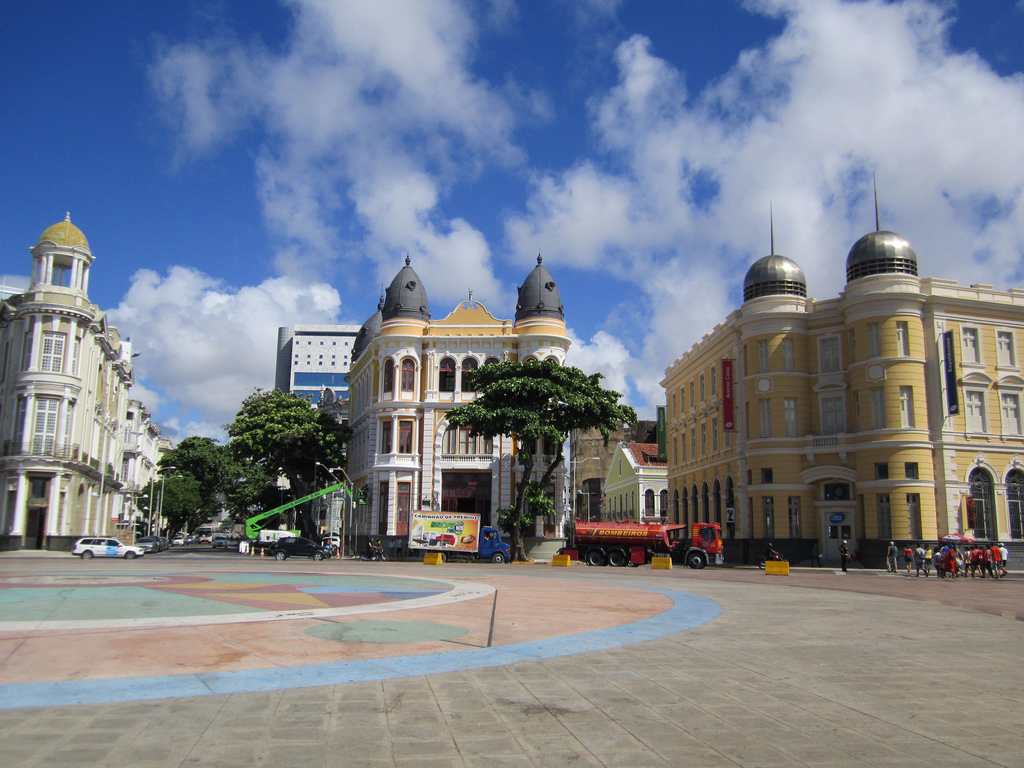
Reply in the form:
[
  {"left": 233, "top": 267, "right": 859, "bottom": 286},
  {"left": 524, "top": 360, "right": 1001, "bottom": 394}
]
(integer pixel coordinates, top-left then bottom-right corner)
[
  {"left": 965, "top": 390, "right": 987, "bottom": 433},
  {"left": 969, "top": 469, "right": 995, "bottom": 539},
  {"left": 711, "top": 418, "right": 719, "bottom": 452},
  {"left": 1001, "top": 393, "right": 1022, "bottom": 435},
  {"left": 905, "top": 462, "right": 918, "bottom": 479},
  {"left": 710, "top": 366, "right": 717, "bottom": 396},
  {"left": 875, "top": 462, "right": 889, "bottom": 480},
  {"left": 41, "top": 332, "right": 66, "bottom": 373},
  {"left": 868, "top": 323, "right": 881, "bottom": 358},
  {"left": 398, "top": 420, "right": 414, "bottom": 454},
  {"left": 439, "top": 357, "right": 456, "bottom": 392},
  {"left": 899, "top": 386, "right": 915, "bottom": 428},
  {"left": 380, "top": 421, "right": 392, "bottom": 454},
  {"left": 788, "top": 496, "right": 801, "bottom": 538},
  {"left": 907, "top": 493, "right": 922, "bottom": 539},
  {"left": 460, "top": 357, "right": 478, "bottom": 391},
  {"left": 962, "top": 327, "right": 980, "bottom": 364},
  {"left": 997, "top": 331, "right": 1016, "bottom": 367},
  {"left": 758, "top": 340, "right": 769, "bottom": 373},
  {"left": 896, "top": 322, "right": 910, "bottom": 357},
  {"left": 819, "top": 338, "right": 840, "bottom": 373},
  {"left": 822, "top": 397, "right": 845, "bottom": 435},
  {"left": 1007, "top": 470, "right": 1024, "bottom": 539},
  {"left": 763, "top": 496, "right": 775, "bottom": 538},
  {"left": 759, "top": 399, "right": 771, "bottom": 439},
  {"left": 871, "top": 387, "right": 886, "bottom": 429},
  {"left": 784, "top": 398, "right": 797, "bottom": 437},
  {"left": 699, "top": 373, "right": 706, "bottom": 402},
  {"left": 700, "top": 423, "right": 707, "bottom": 456},
  {"left": 383, "top": 359, "right": 395, "bottom": 394},
  {"left": 877, "top": 493, "right": 892, "bottom": 539},
  {"left": 761, "top": 468, "right": 773, "bottom": 484},
  {"left": 782, "top": 339, "right": 794, "bottom": 372},
  {"left": 400, "top": 359, "right": 416, "bottom": 393}
]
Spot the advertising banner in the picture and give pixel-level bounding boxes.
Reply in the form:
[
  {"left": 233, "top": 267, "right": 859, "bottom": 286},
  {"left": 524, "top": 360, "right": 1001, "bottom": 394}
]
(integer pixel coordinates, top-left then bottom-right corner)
[
  {"left": 942, "top": 331, "right": 960, "bottom": 416},
  {"left": 722, "top": 359, "right": 735, "bottom": 431},
  {"left": 408, "top": 512, "right": 481, "bottom": 552}
]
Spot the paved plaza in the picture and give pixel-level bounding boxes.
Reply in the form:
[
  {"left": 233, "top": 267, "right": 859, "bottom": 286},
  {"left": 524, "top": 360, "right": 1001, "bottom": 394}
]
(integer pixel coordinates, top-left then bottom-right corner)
[{"left": 0, "top": 553, "right": 1022, "bottom": 767}]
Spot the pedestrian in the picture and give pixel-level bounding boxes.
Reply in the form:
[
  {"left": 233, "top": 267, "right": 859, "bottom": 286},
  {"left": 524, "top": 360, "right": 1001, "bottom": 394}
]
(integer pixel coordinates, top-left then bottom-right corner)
[
  {"left": 839, "top": 540, "right": 850, "bottom": 573},
  {"left": 903, "top": 544, "right": 914, "bottom": 576},
  {"left": 886, "top": 541, "right": 898, "bottom": 573},
  {"left": 810, "top": 542, "right": 821, "bottom": 567},
  {"left": 923, "top": 545, "right": 933, "bottom": 577},
  {"left": 999, "top": 542, "right": 1009, "bottom": 577},
  {"left": 914, "top": 544, "right": 926, "bottom": 577}
]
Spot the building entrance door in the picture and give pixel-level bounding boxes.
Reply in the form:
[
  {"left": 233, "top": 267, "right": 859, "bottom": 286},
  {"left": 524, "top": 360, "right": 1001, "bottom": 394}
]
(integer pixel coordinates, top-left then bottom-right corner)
[{"left": 823, "top": 509, "right": 855, "bottom": 564}]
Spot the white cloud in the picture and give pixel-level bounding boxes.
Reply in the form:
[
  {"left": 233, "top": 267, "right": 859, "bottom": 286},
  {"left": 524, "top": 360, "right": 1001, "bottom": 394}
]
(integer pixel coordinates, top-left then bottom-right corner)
[
  {"left": 151, "top": 0, "right": 517, "bottom": 307},
  {"left": 109, "top": 267, "right": 341, "bottom": 439},
  {"left": 510, "top": 0, "right": 1024, "bottom": 409},
  {"left": 565, "top": 329, "right": 635, "bottom": 400}
]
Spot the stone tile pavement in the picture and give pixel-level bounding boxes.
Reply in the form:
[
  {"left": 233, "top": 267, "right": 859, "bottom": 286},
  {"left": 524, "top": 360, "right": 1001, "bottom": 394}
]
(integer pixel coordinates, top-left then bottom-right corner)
[{"left": 0, "top": 558, "right": 1022, "bottom": 767}]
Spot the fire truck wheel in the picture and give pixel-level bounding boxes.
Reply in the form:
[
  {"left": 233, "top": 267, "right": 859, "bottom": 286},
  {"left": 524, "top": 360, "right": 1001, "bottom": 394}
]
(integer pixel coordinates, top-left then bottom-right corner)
[
  {"left": 606, "top": 549, "right": 627, "bottom": 567},
  {"left": 585, "top": 549, "right": 605, "bottom": 567},
  {"left": 686, "top": 552, "right": 707, "bottom": 569}
]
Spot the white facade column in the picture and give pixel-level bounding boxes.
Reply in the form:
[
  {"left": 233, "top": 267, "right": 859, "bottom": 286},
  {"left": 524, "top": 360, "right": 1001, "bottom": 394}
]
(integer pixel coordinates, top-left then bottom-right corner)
[
  {"left": 11, "top": 475, "right": 29, "bottom": 541},
  {"left": 46, "top": 473, "right": 62, "bottom": 535}
]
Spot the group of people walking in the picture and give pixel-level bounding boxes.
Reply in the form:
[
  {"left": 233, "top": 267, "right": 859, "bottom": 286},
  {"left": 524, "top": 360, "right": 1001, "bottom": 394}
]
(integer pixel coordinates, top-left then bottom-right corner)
[{"left": 886, "top": 541, "right": 1009, "bottom": 578}]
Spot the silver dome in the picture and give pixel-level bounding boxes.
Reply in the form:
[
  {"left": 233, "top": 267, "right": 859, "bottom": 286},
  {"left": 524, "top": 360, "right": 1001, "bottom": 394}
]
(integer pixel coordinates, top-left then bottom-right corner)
[
  {"left": 382, "top": 257, "right": 430, "bottom": 322},
  {"left": 846, "top": 230, "right": 918, "bottom": 282},
  {"left": 351, "top": 300, "right": 383, "bottom": 361},
  {"left": 743, "top": 254, "right": 807, "bottom": 301}
]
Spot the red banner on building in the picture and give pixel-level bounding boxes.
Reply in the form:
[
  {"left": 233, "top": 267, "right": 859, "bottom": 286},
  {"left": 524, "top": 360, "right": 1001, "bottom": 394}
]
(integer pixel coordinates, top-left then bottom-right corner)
[{"left": 722, "top": 359, "right": 734, "bottom": 431}]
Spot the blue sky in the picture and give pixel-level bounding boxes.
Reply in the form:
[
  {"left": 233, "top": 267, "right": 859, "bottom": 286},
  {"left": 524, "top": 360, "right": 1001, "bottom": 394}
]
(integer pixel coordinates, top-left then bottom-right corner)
[{"left": 3, "top": 0, "right": 1024, "bottom": 440}]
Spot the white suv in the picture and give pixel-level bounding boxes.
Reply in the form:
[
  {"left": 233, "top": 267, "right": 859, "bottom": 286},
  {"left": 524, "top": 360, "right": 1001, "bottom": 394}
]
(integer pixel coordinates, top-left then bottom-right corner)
[{"left": 72, "top": 537, "right": 145, "bottom": 560}]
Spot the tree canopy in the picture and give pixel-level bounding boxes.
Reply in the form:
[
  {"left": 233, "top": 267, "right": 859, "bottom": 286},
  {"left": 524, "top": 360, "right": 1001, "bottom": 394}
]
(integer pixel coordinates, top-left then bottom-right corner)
[
  {"left": 225, "top": 389, "right": 350, "bottom": 535},
  {"left": 446, "top": 359, "right": 637, "bottom": 561}
]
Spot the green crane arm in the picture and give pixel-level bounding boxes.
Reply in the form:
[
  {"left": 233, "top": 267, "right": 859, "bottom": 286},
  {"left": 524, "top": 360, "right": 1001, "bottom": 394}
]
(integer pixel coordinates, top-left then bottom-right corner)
[{"left": 244, "top": 481, "right": 347, "bottom": 539}]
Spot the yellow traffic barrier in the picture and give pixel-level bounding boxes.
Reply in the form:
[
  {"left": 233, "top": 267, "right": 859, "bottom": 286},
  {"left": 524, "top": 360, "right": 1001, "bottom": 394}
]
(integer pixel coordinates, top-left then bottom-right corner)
[
  {"left": 765, "top": 560, "right": 790, "bottom": 575},
  {"left": 651, "top": 556, "right": 673, "bottom": 570},
  {"left": 423, "top": 552, "right": 443, "bottom": 565},
  {"left": 551, "top": 554, "right": 572, "bottom": 567}
]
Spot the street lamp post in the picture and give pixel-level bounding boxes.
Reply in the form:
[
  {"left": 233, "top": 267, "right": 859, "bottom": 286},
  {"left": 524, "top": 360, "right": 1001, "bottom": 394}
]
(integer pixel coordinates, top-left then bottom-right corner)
[
  {"left": 572, "top": 456, "right": 600, "bottom": 522},
  {"left": 156, "top": 466, "right": 176, "bottom": 537},
  {"left": 317, "top": 462, "right": 354, "bottom": 557}
]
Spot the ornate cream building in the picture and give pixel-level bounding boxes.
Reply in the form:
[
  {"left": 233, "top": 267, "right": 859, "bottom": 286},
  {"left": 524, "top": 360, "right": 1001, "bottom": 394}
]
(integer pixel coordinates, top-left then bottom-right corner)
[
  {"left": 0, "top": 216, "right": 152, "bottom": 550},
  {"left": 346, "top": 256, "right": 571, "bottom": 541},
  {"left": 663, "top": 227, "right": 1024, "bottom": 565}
]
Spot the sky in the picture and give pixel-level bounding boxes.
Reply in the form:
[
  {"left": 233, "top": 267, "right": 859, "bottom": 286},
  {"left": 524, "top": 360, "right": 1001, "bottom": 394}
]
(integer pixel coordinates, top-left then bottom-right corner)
[{"left": 3, "top": 0, "right": 1024, "bottom": 442}]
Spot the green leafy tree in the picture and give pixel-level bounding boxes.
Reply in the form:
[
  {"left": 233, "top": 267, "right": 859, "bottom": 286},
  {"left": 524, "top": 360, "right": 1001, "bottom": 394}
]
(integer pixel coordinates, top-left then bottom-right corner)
[
  {"left": 222, "top": 460, "right": 282, "bottom": 525},
  {"left": 446, "top": 359, "right": 637, "bottom": 562},
  {"left": 225, "top": 389, "right": 350, "bottom": 536},
  {"left": 157, "top": 475, "right": 204, "bottom": 536},
  {"left": 159, "top": 437, "right": 232, "bottom": 528}
]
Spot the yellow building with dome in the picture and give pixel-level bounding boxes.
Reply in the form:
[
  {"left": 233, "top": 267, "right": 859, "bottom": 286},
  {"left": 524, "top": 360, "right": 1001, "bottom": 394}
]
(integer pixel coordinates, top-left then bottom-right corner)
[
  {"left": 662, "top": 226, "right": 1024, "bottom": 567},
  {"left": 0, "top": 215, "right": 148, "bottom": 550},
  {"left": 345, "top": 256, "right": 572, "bottom": 549}
]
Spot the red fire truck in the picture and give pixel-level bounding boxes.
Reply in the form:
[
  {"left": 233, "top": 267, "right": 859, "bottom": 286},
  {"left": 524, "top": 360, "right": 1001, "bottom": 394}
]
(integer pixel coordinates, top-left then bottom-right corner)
[{"left": 563, "top": 520, "right": 724, "bottom": 569}]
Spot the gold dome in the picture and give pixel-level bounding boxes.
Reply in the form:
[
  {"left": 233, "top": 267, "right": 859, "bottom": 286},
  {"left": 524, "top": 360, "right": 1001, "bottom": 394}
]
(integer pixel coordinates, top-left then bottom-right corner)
[{"left": 38, "top": 213, "right": 89, "bottom": 248}]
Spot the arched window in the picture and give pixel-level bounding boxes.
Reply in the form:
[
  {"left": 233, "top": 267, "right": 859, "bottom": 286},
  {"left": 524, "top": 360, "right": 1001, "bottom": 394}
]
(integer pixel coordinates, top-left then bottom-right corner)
[
  {"left": 702, "top": 482, "right": 710, "bottom": 524},
  {"left": 461, "top": 357, "right": 478, "bottom": 392},
  {"left": 673, "top": 489, "right": 680, "bottom": 524},
  {"left": 725, "top": 477, "right": 735, "bottom": 538},
  {"left": 383, "top": 359, "right": 394, "bottom": 394},
  {"left": 659, "top": 489, "right": 668, "bottom": 517},
  {"left": 645, "top": 489, "right": 656, "bottom": 516},
  {"left": 546, "top": 355, "right": 559, "bottom": 363},
  {"left": 1007, "top": 470, "right": 1024, "bottom": 539},
  {"left": 691, "top": 485, "right": 699, "bottom": 527},
  {"left": 439, "top": 357, "right": 456, "bottom": 392},
  {"left": 968, "top": 468, "right": 995, "bottom": 539},
  {"left": 681, "top": 488, "right": 688, "bottom": 527},
  {"left": 713, "top": 480, "right": 722, "bottom": 525},
  {"left": 484, "top": 357, "right": 500, "bottom": 366},
  {"left": 400, "top": 358, "right": 416, "bottom": 393}
]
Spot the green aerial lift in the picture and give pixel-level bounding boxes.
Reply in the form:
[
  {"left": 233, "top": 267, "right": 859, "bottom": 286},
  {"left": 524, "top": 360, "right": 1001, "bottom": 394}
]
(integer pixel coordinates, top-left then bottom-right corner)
[{"left": 244, "top": 481, "right": 347, "bottom": 540}]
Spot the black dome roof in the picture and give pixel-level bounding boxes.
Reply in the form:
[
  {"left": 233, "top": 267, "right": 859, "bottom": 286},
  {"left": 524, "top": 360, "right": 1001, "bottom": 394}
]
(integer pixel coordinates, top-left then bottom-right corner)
[
  {"left": 351, "top": 296, "right": 384, "bottom": 361},
  {"left": 515, "top": 255, "right": 564, "bottom": 322},
  {"left": 382, "top": 257, "right": 430, "bottom": 322}
]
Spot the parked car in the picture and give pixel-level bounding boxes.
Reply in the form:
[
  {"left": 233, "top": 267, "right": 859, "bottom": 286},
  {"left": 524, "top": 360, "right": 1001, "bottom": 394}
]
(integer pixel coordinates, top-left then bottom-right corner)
[
  {"left": 211, "top": 534, "right": 229, "bottom": 549},
  {"left": 272, "top": 537, "right": 328, "bottom": 561},
  {"left": 171, "top": 535, "right": 186, "bottom": 546},
  {"left": 135, "top": 536, "right": 163, "bottom": 553},
  {"left": 72, "top": 538, "right": 145, "bottom": 560}
]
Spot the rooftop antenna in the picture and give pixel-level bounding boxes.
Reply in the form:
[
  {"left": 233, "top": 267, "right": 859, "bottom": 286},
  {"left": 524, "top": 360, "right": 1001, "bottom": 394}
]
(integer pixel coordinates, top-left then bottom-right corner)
[
  {"left": 770, "top": 200, "right": 775, "bottom": 255},
  {"left": 873, "top": 173, "right": 881, "bottom": 231}
]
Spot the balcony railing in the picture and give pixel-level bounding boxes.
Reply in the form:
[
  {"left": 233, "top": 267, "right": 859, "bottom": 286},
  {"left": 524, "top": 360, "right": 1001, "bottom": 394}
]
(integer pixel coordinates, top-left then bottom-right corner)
[{"left": 2, "top": 440, "right": 81, "bottom": 460}]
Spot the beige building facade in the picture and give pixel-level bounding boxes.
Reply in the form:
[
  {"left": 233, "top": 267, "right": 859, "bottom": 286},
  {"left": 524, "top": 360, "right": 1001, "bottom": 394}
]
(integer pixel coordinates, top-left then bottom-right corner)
[
  {"left": 0, "top": 216, "right": 142, "bottom": 550},
  {"left": 663, "top": 228, "right": 1024, "bottom": 565},
  {"left": 346, "top": 257, "right": 571, "bottom": 541}
]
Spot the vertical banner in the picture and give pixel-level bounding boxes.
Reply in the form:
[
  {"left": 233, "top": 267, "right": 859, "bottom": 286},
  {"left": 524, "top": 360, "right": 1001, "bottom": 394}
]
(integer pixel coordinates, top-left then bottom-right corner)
[
  {"left": 722, "top": 359, "right": 735, "bottom": 431},
  {"left": 942, "top": 331, "right": 960, "bottom": 416},
  {"left": 656, "top": 406, "right": 667, "bottom": 462}
]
